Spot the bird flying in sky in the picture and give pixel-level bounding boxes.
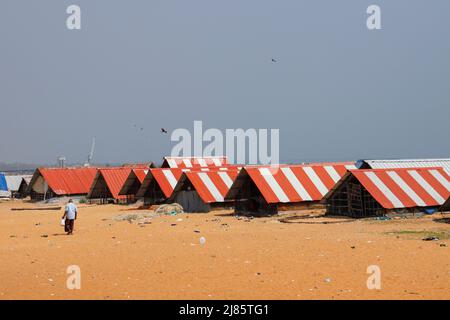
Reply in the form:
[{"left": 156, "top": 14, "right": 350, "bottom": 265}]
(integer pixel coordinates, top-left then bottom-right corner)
[{"left": 161, "top": 128, "right": 168, "bottom": 133}]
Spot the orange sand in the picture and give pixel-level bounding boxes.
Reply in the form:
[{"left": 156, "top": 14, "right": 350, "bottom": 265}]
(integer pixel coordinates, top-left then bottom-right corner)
[{"left": 0, "top": 200, "right": 449, "bottom": 300}]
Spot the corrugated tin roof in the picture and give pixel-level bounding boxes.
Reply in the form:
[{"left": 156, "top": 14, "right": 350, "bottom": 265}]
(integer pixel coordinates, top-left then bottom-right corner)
[
  {"left": 5, "top": 175, "right": 32, "bottom": 192},
  {"left": 173, "top": 170, "right": 239, "bottom": 203},
  {"left": 306, "top": 161, "right": 357, "bottom": 167},
  {"left": 359, "top": 158, "right": 450, "bottom": 175},
  {"left": 226, "top": 163, "right": 357, "bottom": 204},
  {"left": 348, "top": 167, "right": 450, "bottom": 209},
  {"left": 23, "top": 176, "right": 32, "bottom": 184},
  {"left": 118, "top": 169, "right": 149, "bottom": 195},
  {"left": 29, "top": 167, "right": 98, "bottom": 195},
  {"left": 161, "top": 156, "right": 229, "bottom": 169},
  {"left": 88, "top": 168, "right": 132, "bottom": 200},
  {"left": 134, "top": 169, "right": 148, "bottom": 182}
]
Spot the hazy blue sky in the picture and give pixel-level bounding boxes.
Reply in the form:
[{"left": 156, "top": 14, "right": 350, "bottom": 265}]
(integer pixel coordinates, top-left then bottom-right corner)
[{"left": 1, "top": 1, "right": 449, "bottom": 165}]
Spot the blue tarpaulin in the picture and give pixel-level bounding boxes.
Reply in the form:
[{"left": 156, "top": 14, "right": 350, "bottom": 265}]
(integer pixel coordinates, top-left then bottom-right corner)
[
  {"left": 424, "top": 207, "right": 438, "bottom": 214},
  {"left": 0, "top": 173, "right": 7, "bottom": 191}
]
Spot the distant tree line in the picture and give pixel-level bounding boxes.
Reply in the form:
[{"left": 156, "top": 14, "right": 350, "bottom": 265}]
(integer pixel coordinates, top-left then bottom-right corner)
[{"left": 0, "top": 162, "right": 43, "bottom": 173}]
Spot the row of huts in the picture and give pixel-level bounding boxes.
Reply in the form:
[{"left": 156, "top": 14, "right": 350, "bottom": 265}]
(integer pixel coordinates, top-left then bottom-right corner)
[{"left": 20, "top": 156, "right": 450, "bottom": 217}]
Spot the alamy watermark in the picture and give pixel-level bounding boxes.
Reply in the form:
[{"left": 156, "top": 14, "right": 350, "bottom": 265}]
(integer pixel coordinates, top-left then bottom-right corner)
[
  {"left": 171, "top": 121, "right": 280, "bottom": 165},
  {"left": 367, "top": 5, "right": 381, "bottom": 30},
  {"left": 66, "top": 265, "right": 81, "bottom": 290},
  {"left": 65, "top": 5, "right": 382, "bottom": 32},
  {"left": 366, "top": 265, "right": 381, "bottom": 290},
  {"left": 66, "top": 5, "right": 81, "bottom": 30}
]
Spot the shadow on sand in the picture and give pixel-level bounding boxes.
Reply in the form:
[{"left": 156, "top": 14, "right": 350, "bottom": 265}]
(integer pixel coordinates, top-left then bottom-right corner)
[{"left": 433, "top": 217, "right": 450, "bottom": 224}]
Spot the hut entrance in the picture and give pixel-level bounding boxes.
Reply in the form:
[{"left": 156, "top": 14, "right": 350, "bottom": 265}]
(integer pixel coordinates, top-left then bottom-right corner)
[
  {"left": 441, "top": 198, "right": 450, "bottom": 212},
  {"left": 17, "top": 179, "right": 29, "bottom": 198},
  {"left": 234, "top": 176, "right": 277, "bottom": 215},
  {"left": 326, "top": 175, "right": 383, "bottom": 218},
  {"left": 90, "top": 175, "right": 113, "bottom": 204},
  {"left": 142, "top": 179, "right": 166, "bottom": 206},
  {"left": 124, "top": 179, "right": 142, "bottom": 204}
]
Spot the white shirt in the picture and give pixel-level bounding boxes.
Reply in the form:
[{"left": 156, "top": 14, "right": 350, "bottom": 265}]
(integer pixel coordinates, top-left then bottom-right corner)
[{"left": 65, "top": 203, "right": 78, "bottom": 220}]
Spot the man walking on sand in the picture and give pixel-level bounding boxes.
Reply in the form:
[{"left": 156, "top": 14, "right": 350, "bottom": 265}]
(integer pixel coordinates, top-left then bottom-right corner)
[{"left": 62, "top": 199, "right": 77, "bottom": 235}]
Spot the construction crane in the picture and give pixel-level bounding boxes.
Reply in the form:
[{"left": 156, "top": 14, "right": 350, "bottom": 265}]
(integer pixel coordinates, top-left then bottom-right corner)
[{"left": 84, "top": 138, "right": 95, "bottom": 167}]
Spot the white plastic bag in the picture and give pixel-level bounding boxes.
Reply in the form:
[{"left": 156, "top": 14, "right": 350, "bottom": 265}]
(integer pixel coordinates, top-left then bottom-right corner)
[{"left": 60, "top": 218, "right": 65, "bottom": 226}]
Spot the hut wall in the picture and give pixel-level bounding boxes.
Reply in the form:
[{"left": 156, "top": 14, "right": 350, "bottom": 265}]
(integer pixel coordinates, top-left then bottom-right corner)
[
  {"left": 29, "top": 174, "right": 58, "bottom": 201},
  {"left": 30, "top": 188, "right": 56, "bottom": 201},
  {"left": 89, "top": 175, "right": 113, "bottom": 204},
  {"left": 142, "top": 180, "right": 166, "bottom": 205},
  {"left": 122, "top": 178, "right": 141, "bottom": 203},
  {"left": 125, "top": 180, "right": 142, "bottom": 196},
  {"left": 17, "top": 180, "right": 29, "bottom": 198},
  {"left": 126, "top": 195, "right": 138, "bottom": 204},
  {"left": 173, "top": 190, "right": 210, "bottom": 213},
  {"left": 232, "top": 177, "right": 278, "bottom": 215},
  {"left": 441, "top": 199, "right": 450, "bottom": 212},
  {"left": 326, "top": 176, "right": 385, "bottom": 218},
  {"left": 278, "top": 201, "right": 324, "bottom": 211},
  {"left": 210, "top": 202, "right": 234, "bottom": 211},
  {"left": 234, "top": 197, "right": 278, "bottom": 215}
]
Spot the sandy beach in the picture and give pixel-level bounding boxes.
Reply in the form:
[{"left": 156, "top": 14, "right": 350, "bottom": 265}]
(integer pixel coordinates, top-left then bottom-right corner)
[{"left": 0, "top": 200, "right": 448, "bottom": 300}]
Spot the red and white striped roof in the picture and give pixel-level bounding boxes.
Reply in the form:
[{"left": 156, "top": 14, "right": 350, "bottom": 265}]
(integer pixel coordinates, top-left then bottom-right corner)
[
  {"left": 175, "top": 170, "right": 239, "bottom": 203},
  {"left": 150, "top": 168, "right": 184, "bottom": 198},
  {"left": 137, "top": 166, "right": 239, "bottom": 199},
  {"left": 162, "top": 156, "right": 229, "bottom": 169},
  {"left": 350, "top": 167, "right": 450, "bottom": 209},
  {"left": 118, "top": 169, "right": 149, "bottom": 195},
  {"left": 228, "top": 163, "right": 357, "bottom": 204},
  {"left": 136, "top": 168, "right": 184, "bottom": 198}
]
